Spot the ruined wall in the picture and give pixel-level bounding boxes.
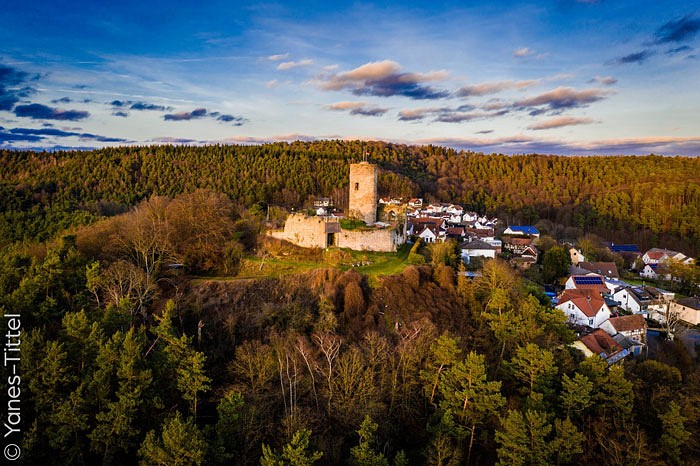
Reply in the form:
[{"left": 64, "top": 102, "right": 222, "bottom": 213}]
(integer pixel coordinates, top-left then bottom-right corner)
[
  {"left": 269, "top": 214, "right": 337, "bottom": 248},
  {"left": 337, "top": 227, "right": 404, "bottom": 252},
  {"left": 349, "top": 162, "right": 378, "bottom": 224}
]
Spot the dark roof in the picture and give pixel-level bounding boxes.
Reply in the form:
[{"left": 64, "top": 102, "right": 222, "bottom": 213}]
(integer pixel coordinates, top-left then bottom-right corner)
[
  {"left": 578, "top": 261, "right": 619, "bottom": 279},
  {"left": 676, "top": 297, "right": 700, "bottom": 310},
  {"left": 461, "top": 239, "right": 496, "bottom": 250},
  {"left": 606, "top": 243, "right": 640, "bottom": 253}
]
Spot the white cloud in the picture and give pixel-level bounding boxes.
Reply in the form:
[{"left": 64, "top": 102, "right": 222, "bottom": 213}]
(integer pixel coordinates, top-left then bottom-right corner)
[{"left": 277, "top": 59, "right": 314, "bottom": 70}]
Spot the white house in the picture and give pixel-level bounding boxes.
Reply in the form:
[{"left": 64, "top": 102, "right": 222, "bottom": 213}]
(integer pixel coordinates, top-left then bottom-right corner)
[
  {"left": 612, "top": 287, "right": 644, "bottom": 314},
  {"left": 639, "top": 263, "right": 671, "bottom": 280},
  {"left": 642, "top": 248, "right": 691, "bottom": 265},
  {"left": 564, "top": 275, "right": 609, "bottom": 296},
  {"left": 556, "top": 291, "right": 611, "bottom": 328},
  {"left": 461, "top": 239, "right": 498, "bottom": 263},
  {"left": 463, "top": 212, "right": 478, "bottom": 223},
  {"left": 418, "top": 225, "right": 440, "bottom": 243}
]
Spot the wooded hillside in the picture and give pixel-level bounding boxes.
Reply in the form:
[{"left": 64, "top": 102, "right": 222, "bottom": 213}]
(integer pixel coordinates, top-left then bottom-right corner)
[{"left": 1, "top": 141, "right": 699, "bottom": 254}]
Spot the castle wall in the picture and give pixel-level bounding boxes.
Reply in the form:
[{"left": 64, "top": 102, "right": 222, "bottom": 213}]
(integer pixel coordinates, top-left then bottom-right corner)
[
  {"left": 349, "top": 162, "right": 378, "bottom": 224},
  {"left": 336, "top": 227, "right": 404, "bottom": 252},
  {"left": 269, "top": 214, "right": 335, "bottom": 248}
]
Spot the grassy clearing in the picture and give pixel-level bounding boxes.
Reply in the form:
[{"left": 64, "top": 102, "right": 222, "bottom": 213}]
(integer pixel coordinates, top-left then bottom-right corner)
[{"left": 226, "top": 243, "right": 412, "bottom": 283}]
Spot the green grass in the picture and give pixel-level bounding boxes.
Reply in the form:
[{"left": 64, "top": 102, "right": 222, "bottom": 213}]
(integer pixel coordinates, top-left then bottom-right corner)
[{"left": 216, "top": 243, "right": 413, "bottom": 284}]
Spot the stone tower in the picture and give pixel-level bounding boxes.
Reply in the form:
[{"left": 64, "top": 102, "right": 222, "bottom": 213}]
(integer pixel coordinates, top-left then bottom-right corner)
[{"left": 348, "top": 162, "right": 378, "bottom": 224}]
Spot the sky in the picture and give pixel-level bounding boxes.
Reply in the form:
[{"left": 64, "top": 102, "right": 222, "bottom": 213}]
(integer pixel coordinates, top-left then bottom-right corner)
[{"left": 1, "top": 0, "right": 700, "bottom": 155}]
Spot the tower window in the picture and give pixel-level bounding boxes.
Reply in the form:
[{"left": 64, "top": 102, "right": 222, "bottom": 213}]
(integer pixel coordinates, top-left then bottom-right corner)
[{"left": 354, "top": 182, "right": 359, "bottom": 191}]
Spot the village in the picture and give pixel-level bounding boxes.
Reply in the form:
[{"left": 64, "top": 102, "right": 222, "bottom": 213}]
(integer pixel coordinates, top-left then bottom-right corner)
[{"left": 272, "top": 161, "right": 700, "bottom": 367}]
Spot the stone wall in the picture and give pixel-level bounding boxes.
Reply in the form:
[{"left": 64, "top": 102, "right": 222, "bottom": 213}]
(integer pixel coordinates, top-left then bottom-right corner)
[
  {"left": 336, "top": 227, "right": 404, "bottom": 252},
  {"left": 349, "top": 162, "right": 378, "bottom": 224},
  {"left": 269, "top": 214, "right": 336, "bottom": 248}
]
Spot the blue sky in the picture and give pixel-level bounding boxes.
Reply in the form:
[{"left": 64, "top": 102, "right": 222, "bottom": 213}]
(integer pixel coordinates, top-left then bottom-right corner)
[{"left": 1, "top": 0, "right": 699, "bottom": 155}]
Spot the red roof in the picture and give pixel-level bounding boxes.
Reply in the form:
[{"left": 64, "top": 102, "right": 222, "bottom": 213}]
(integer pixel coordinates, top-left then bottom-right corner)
[
  {"left": 609, "top": 314, "right": 646, "bottom": 332},
  {"left": 559, "top": 289, "right": 606, "bottom": 318},
  {"left": 579, "top": 329, "right": 621, "bottom": 356},
  {"left": 645, "top": 250, "right": 666, "bottom": 260}
]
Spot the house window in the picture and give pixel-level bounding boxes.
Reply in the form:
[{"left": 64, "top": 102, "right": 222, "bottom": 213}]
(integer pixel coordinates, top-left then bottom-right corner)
[
  {"left": 589, "top": 318, "right": 594, "bottom": 326},
  {"left": 354, "top": 182, "right": 359, "bottom": 191}
]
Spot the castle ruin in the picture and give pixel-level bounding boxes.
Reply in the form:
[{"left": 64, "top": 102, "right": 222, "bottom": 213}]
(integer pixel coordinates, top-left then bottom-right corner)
[{"left": 269, "top": 161, "right": 406, "bottom": 252}]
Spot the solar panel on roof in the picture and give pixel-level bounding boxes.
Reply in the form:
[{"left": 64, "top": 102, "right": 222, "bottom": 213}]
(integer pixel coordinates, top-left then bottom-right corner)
[{"left": 573, "top": 276, "right": 604, "bottom": 285}]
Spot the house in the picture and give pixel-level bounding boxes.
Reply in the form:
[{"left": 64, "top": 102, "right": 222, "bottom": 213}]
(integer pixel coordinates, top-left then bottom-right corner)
[
  {"left": 600, "top": 314, "right": 647, "bottom": 346},
  {"left": 408, "top": 198, "right": 423, "bottom": 208},
  {"left": 408, "top": 217, "right": 444, "bottom": 237},
  {"left": 556, "top": 289, "right": 611, "bottom": 328},
  {"left": 461, "top": 239, "right": 498, "bottom": 263},
  {"left": 503, "top": 226, "right": 540, "bottom": 238},
  {"left": 575, "top": 261, "right": 620, "bottom": 279},
  {"left": 503, "top": 236, "right": 534, "bottom": 255},
  {"left": 418, "top": 225, "right": 441, "bottom": 243},
  {"left": 520, "top": 245, "right": 538, "bottom": 262},
  {"left": 670, "top": 297, "right": 700, "bottom": 326},
  {"left": 642, "top": 248, "right": 690, "bottom": 265},
  {"left": 446, "top": 204, "right": 464, "bottom": 215},
  {"left": 463, "top": 212, "right": 478, "bottom": 223},
  {"left": 612, "top": 286, "right": 658, "bottom": 314},
  {"left": 569, "top": 248, "right": 586, "bottom": 266},
  {"left": 446, "top": 226, "right": 466, "bottom": 240},
  {"left": 565, "top": 275, "right": 609, "bottom": 296},
  {"left": 639, "top": 263, "right": 670, "bottom": 281},
  {"left": 573, "top": 329, "right": 630, "bottom": 364}
]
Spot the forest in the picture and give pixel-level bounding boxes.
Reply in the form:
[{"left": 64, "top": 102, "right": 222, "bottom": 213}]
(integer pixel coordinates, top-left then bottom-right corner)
[
  {"left": 1, "top": 140, "right": 699, "bottom": 254},
  {"left": 1, "top": 142, "right": 700, "bottom": 465}
]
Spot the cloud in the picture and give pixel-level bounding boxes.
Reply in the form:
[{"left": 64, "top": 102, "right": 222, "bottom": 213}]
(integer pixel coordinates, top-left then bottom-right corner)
[
  {"left": 151, "top": 137, "right": 197, "bottom": 144},
  {"left": 325, "top": 101, "right": 388, "bottom": 117},
  {"left": 528, "top": 116, "right": 596, "bottom": 130},
  {"left": 513, "top": 47, "right": 535, "bottom": 58},
  {"left": 51, "top": 97, "right": 73, "bottom": 104},
  {"left": 398, "top": 104, "right": 503, "bottom": 123},
  {"left": 456, "top": 79, "right": 539, "bottom": 97},
  {"left": 514, "top": 87, "right": 611, "bottom": 115},
  {"left": 611, "top": 49, "right": 654, "bottom": 65},
  {"left": 588, "top": 76, "right": 617, "bottom": 85},
  {"left": 2, "top": 127, "right": 128, "bottom": 143},
  {"left": 315, "top": 60, "right": 450, "bottom": 100},
  {"left": 267, "top": 53, "right": 290, "bottom": 61},
  {"left": 162, "top": 108, "right": 247, "bottom": 125},
  {"left": 667, "top": 45, "right": 693, "bottom": 55},
  {"left": 654, "top": 14, "right": 700, "bottom": 44},
  {"left": 130, "top": 101, "right": 170, "bottom": 111},
  {"left": 113, "top": 111, "right": 129, "bottom": 117},
  {"left": 414, "top": 135, "right": 700, "bottom": 156},
  {"left": 266, "top": 79, "right": 278, "bottom": 88},
  {"left": 476, "top": 130, "right": 494, "bottom": 134},
  {"left": 277, "top": 59, "right": 313, "bottom": 70},
  {"left": 0, "top": 63, "right": 36, "bottom": 111},
  {"left": 163, "top": 108, "right": 208, "bottom": 121},
  {"left": 216, "top": 114, "right": 246, "bottom": 125},
  {"left": 110, "top": 100, "right": 131, "bottom": 107},
  {"left": 14, "top": 103, "right": 89, "bottom": 121}
]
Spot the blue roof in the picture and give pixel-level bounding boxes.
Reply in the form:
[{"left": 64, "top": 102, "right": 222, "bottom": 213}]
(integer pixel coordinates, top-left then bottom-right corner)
[
  {"left": 508, "top": 226, "right": 539, "bottom": 235},
  {"left": 608, "top": 243, "right": 640, "bottom": 253}
]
